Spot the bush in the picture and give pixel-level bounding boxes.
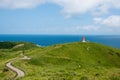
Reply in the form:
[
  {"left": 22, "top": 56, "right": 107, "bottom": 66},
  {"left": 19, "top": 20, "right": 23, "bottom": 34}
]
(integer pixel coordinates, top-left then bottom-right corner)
[
  {"left": 80, "top": 76, "right": 89, "bottom": 80},
  {"left": 110, "top": 76, "right": 120, "bottom": 80},
  {"left": 0, "top": 42, "right": 16, "bottom": 49},
  {"left": 116, "top": 52, "right": 120, "bottom": 57}
]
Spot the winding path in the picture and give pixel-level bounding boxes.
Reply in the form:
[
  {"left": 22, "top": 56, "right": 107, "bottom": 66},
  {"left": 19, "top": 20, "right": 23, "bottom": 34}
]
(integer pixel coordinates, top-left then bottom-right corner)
[
  {"left": 5, "top": 55, "right": 31, "bottom": 79},
  {"left": 6, "top": 61, "right": 25, "bottom": 78}
]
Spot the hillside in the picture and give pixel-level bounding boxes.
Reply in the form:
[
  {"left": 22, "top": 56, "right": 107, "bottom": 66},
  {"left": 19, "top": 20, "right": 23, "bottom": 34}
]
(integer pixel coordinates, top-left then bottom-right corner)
[
  {"left": 0, "top": 42, "right": 38, "bottom": 50},
  {"left": 14, "top": 42, "right": 120, "bottom": 80},
  {"left": 0, "top": 42, "right": 120, "bottom": 80},
  {"left": 0, "top": 42, "right": 39, "bottom": 80},
  {"left": 30, "top": 42, "right": 120, "bottom": 67}
]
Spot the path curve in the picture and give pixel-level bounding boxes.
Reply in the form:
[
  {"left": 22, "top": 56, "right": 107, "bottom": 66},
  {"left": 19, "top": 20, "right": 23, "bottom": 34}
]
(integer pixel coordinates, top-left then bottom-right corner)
[{"left": 6, "top": 61, "right": 25, "bottom": 79}]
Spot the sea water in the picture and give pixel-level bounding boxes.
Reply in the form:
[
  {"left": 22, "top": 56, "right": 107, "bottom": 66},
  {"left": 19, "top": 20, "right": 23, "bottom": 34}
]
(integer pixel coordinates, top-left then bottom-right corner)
[{"left": 0, "top": 35, "right": 120, "bottom": 48}]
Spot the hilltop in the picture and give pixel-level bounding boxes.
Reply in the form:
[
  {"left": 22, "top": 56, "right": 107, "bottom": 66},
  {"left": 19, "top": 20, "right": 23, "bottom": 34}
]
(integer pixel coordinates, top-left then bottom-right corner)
[
  {"left": 0, "top": 42, "right": 120, "bottom": 80},
  {"left": 30, "top": 42, "right": 120, "bottom": 67}
]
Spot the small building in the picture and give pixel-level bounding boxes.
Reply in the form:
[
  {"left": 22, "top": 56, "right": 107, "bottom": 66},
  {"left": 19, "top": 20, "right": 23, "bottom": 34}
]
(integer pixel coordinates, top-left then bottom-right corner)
[{"left": 81, "top": 36, "right": 86, "bottom": 42}]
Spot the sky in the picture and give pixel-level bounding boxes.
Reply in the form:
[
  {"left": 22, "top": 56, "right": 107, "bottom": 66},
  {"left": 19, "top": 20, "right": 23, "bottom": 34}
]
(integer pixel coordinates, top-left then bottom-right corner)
[{"left": 0, "top": 0, "right": 120, "bottom": 35}]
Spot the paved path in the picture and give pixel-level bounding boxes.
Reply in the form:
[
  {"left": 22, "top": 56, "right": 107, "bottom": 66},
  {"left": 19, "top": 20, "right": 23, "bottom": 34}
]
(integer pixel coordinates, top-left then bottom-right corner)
[{"left": 6, "top": 61, "right": 25, "bottom": 79}]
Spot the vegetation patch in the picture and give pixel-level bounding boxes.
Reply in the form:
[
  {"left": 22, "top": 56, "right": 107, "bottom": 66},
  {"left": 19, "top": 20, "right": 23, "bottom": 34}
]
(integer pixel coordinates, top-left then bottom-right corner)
[{"left": 0, "top": 42, "right": 120, "bottom": 80}]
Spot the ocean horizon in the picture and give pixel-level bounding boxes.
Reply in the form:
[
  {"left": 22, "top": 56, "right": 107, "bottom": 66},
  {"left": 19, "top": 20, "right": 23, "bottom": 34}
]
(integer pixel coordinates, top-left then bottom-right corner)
[{"left": 0, "top": 34, "right": 120, "bottom": 48}]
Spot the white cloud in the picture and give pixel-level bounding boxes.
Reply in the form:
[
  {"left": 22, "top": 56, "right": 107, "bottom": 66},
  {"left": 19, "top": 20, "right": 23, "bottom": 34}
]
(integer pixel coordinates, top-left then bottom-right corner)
[
  {"left": 102, "top": 15, "right": 120, "bottom": 27},
  {"left": 94, "top": 15, "right": 120, "bottom": 27},
  {"left": 0, "top": 0, "right": 120, "bottom": 17},
  {"left": 0, "top": 0, "right": 45, "bottom": 9},
  {"left": 51, "top": 0, "right": 120, "bottom": 17},
  {"left": 93, "top": 17, "right": 102, "bottom": 24},
  {"left": 51, "top": 0, "right": 102, "bottom": 17},
  {"left": 76, "top": 25, "right": 100, "bottom": 31},
  {"left": 61, "top": 25, "right": 101, "bottom": 34}
]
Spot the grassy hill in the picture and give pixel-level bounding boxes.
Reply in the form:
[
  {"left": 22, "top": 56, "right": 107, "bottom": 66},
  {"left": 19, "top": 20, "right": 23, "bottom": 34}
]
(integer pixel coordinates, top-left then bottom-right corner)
[
  {"left": 0, "top": 42, "right": 120, "bottom": 80},
  {"left": 0, "top": 42, "right": 39, "bottom": 80},
  {"left": 0, "top": 42, "right": 38, "bottom": 50},
  {"left": 30, "top": 42, "right": 120, "bottom": 67},
  {"left": 14, "top": 42, "right": 120, "bottom": 80}
]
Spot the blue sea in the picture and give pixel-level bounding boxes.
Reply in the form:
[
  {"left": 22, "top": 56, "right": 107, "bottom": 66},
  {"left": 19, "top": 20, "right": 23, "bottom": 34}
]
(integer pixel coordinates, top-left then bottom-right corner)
[{"left": 0, "top": 35, "right": 120, "bottom": 48}]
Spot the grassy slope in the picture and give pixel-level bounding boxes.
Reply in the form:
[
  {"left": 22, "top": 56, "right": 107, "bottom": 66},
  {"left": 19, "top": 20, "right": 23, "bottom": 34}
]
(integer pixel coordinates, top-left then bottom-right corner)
[
  {"left": 0, "top": 49, "right": 18, "bottom": 80},
  {"left": 0, "top": 42, "right": 38, "bottom": 80},
  {"left": 14, "top": 42, "right": 120, "bottom": 80}
]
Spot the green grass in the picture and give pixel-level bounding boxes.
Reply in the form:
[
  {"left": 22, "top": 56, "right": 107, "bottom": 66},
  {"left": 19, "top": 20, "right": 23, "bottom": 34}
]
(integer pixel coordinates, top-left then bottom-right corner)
[
  {"left": 29, "top": 42, "right": 120, "bottom": 67},
  {"left": 0, "top": 42, "right": 39, "bottom": 80},
  {"left": 1, "top": 42, "right": 120, "bottom": 80},
  {"left": 0, "top": 49, "right": 18, "bottom": 80},
  {"left": 13, "top": 42, "right": 120, "bottom": 80}
]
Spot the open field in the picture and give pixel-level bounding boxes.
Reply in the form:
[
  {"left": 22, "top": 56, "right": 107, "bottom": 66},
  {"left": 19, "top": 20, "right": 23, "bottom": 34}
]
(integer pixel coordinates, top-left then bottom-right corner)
[{"left": 0, "top": 42, "right": 120, "bottom": 80}]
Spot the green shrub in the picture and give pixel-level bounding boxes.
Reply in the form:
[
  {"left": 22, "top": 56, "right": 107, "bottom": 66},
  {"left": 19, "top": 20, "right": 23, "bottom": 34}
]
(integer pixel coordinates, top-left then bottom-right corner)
[
  {"left": 80, "top": 76, "right": 89, "bottom": 80},
  {"left": 0, "top": 42, "right": 16, "bottom": 49},
  {"left": 110, "top": 76, "right": 120, "bottom": 80}
]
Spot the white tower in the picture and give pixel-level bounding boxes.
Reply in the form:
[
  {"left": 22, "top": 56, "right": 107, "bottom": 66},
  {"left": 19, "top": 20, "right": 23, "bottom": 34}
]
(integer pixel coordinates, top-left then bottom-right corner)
[{"left": 81, "top": 36, "right": 86, "bottom": 42}]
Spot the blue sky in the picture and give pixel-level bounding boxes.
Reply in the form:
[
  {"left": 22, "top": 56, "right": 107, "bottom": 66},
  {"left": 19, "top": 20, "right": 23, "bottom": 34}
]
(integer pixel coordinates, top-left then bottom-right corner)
[{"left": 0, "top": 0, "right": 120, "bottom": 35}]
